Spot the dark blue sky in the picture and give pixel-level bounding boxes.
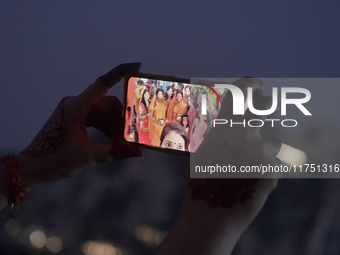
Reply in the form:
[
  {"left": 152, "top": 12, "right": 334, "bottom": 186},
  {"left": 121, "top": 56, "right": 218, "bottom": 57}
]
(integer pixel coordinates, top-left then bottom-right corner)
[{"left": 1, "top": 1, "right": 340, "bottom": 150}]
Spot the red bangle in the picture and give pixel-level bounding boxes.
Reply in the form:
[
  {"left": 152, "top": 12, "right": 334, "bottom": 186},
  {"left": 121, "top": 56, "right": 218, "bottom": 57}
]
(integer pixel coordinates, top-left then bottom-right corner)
[{"left": 0, "top": 154, "right": 27, "bottom": 205}]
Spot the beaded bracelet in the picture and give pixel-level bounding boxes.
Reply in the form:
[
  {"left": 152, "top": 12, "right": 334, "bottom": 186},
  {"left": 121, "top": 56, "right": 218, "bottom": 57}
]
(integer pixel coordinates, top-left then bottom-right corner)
[{"left": 0, "top": 154, "right": 27, "bottom": 205}]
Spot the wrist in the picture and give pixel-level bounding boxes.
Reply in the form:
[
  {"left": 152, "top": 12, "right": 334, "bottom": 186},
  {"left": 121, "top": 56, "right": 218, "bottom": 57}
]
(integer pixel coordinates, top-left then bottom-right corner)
[
  {"left": 16, "top": 153, "right": 46, "bottom": 192},
  {"left": 157, "top": 209, "right": 244, "bottom": 255},
  {"left": 180, "top": 202, "right": 247, "bottom": 238},
  {"left": 0, "top": 163, "right": 10, "bottom": 209},
  {"left": 158, "top": 181, "right": 255, "bottom": 255},
  {"left": 0, "top": 154, "right": 27, "bottom": 205}
]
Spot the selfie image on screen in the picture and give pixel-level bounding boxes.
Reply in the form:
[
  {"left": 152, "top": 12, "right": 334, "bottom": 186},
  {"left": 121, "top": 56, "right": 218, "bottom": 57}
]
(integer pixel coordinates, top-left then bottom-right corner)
[{"left": 124, "top": 77, "right": 227, "bottom": 152}]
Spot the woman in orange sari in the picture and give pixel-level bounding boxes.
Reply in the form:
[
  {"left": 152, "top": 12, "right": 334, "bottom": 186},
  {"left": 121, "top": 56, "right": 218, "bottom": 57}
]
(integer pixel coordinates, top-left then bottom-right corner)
[
  {"left": 148, "top": 88, "right": 168, "bottom": 146},
  {"left": 167, "top": 90, "right": 187, "bottom": 123}
]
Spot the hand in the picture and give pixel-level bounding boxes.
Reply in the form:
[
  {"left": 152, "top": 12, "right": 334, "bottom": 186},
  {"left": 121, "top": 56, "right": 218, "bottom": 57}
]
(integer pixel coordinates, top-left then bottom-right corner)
[
  {"left": 157, "top": 78, "right": 281, "bottom": 255},
  {"left": 16, "top": 63, "right": 142, "bottom": 191}
]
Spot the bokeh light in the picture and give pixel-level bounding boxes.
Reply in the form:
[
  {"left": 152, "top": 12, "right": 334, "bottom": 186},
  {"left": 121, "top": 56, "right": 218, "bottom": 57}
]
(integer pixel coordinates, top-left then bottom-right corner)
[
  {"left": 29, "top": 230, "right": 47, "bottom": 249},
  {"left": 46, "top": 236, "right": 63, "bottom": 253},
  {"left": 82, "top": 241, "right": 123, "bottom": 255},
  {"left": 134, "top": 224, "right": 167, "bottom": 246},
  {"left": 5, "top": 219, "right": 21, "bottom": 236}
]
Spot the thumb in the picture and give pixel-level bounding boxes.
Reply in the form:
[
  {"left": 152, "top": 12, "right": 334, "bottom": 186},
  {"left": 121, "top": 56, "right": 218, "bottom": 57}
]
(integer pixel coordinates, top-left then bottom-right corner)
[{"left": 91, "top": 141, "right": 142, "bottom": 164}]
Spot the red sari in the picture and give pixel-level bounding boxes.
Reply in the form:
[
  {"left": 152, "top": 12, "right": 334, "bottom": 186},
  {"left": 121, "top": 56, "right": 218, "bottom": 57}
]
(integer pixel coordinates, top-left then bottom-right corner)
[{"left": 137, "top": 102, "right": 151, "bottom": 145}]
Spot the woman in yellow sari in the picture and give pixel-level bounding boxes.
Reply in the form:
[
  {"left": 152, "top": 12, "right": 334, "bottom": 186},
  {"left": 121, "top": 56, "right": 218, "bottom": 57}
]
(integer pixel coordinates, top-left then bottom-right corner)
[
  {"left": 148, "top": 88, "right": 168, "bottom": 146},
  {"left": 167, "top": 90, "right": 187, "bottom": 123}
]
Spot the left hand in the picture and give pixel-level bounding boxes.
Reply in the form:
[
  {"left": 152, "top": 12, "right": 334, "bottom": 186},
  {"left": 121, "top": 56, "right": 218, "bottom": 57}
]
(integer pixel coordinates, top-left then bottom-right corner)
[{"left": 16, "top": 63, "right": 142, "bottom": 191}]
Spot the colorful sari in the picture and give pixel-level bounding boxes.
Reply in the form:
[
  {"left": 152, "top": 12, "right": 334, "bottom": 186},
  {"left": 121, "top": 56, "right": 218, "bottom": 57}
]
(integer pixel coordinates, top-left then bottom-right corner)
[
  {"left": 135, "top": 85, "right": 144, "bottom": 116},
  {"left": 167, "top": 96, "right": 187, "bottom": 123},
  {"left": 148, "top": 95, "right": 168, "bottom": 146},
  {"left": 137, "top": 102, "right": 151, "bottom": 145}
]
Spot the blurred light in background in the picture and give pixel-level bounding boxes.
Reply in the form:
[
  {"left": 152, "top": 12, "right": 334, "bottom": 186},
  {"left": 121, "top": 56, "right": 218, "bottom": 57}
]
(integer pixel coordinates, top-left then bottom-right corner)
[
  {"left": 134, "top": 224, "right": 167, "bottom": 246},
  {"left": 29, "top": 230, "right": 47, "bottom": 249},
  {"left": 5, "top": 219, "right": 22, "bottom": 236},
  {"left": 46, "top": 236, "right": 63, "bottom": 253},
  {"left": 82, "top": 241, "right": 123, "bottom": 255}
]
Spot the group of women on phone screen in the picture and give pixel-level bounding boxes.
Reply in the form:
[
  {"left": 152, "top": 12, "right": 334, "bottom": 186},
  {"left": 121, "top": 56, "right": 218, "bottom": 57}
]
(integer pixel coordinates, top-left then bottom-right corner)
[{"left": 133, "top": 79, "right": 225, "bottom": 152}]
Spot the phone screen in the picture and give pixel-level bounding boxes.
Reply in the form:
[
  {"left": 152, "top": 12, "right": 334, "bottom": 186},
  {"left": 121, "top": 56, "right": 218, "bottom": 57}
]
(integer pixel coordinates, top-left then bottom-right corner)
[{"left": 123, "top": 75, "right": 228, "bottom": 153}]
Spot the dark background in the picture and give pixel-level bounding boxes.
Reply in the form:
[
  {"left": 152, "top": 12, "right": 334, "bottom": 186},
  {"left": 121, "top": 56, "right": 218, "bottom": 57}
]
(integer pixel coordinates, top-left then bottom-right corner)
[{"left": 1, "top": 1, "right": 340, "bottom": 254}]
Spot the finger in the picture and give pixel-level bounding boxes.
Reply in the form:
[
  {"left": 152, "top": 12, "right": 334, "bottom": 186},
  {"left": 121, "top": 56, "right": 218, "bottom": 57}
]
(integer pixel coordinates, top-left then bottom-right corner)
[
  {"left": 77, "top": 62, "right": 141, "bottom": 108},
  {"left": 99, "top": 62, "right": 141, "bottom": 88},
  {"left": 243, "top": 95, "right": 274, "bottom": 133},
  {"left": 212, "top": 77, "right": 264, "bottom": 136},
  {"left": 218, "top": 77, "right": 263, "bottom": 119},
  {"left": 263, "top": 135, "right": 281, "bottom": 156},
  {"left": 85, "top": 96, "right": 123, "bottom": 142},
  {"left": 247, "top": 94, "right": 273, "bottom": 119},
  {"left": 91, "top": 140, "right": 142, "bottom": 164},
  {"left": 110, "top": 141, "right": 142, "bottom": 161},
  {"left": 233, "top": 76, "right": 263, "bottom": 93}
]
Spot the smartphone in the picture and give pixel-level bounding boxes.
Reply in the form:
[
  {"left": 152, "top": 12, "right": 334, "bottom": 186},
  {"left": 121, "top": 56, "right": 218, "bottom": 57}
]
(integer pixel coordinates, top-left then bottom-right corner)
[
  {"left": 123, "top": 73, "right": 228, "bottom": 155},
  {"left": 123, "top": 73, "right": 307, "bottom": 166}
]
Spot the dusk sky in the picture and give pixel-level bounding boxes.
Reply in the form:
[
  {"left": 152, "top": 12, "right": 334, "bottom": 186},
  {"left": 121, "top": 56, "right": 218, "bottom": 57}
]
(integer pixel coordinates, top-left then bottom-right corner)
[
  {"left": 1, "top": 2, "right": 340, "bottom": 254},
  {"left": 1, "top": 1, "right": 339, "bottom": 152}
]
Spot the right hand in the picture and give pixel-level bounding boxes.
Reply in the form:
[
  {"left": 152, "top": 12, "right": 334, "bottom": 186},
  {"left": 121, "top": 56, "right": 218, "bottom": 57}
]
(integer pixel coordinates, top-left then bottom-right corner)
[{"left": 157, "top": 77, "right": 281, "bottom": 255}]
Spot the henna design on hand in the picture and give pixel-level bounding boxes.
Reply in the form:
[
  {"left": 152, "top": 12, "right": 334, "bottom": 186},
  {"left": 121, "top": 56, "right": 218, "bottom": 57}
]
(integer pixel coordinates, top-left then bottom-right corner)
[
  {"left": 189, "top": 178, "right": 258, "bottom": 209},
  {"left": 21, "top": 99, "right": 68, "bottom": 157}
]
